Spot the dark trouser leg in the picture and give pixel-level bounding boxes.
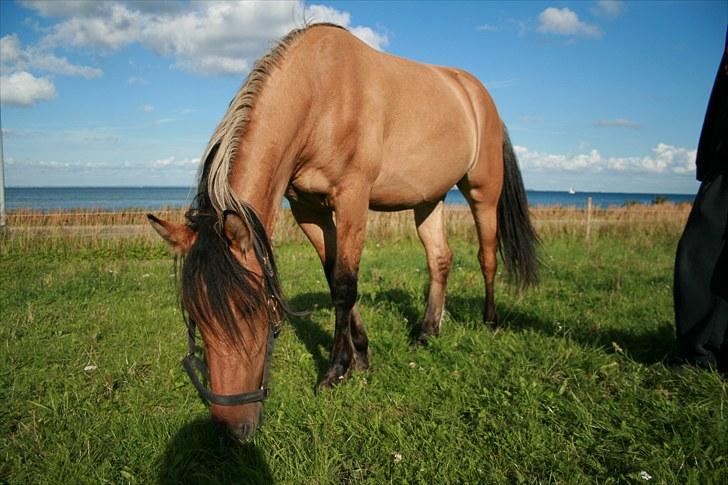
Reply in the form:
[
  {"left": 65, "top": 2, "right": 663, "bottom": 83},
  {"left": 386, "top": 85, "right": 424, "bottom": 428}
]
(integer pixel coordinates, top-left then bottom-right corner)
[{"left": 674, "top": 172, "right": 728, "bottom": 368}]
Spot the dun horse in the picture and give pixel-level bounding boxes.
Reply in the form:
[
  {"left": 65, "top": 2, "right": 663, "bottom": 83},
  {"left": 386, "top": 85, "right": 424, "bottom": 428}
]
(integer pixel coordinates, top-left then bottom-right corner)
[{"left": 149, "top": 24, "right": 538, "bottom": 442}]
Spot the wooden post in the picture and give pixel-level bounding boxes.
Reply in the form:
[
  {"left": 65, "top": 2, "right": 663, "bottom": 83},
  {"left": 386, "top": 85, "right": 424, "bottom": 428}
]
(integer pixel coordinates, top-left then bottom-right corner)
[{"left": 585, "top": 196, "right": 592, "bottom": 242}]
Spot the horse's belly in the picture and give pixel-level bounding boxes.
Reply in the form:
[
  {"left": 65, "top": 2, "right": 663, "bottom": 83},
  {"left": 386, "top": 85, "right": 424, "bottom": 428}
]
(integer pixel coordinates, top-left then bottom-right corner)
[
  {"left": 369, "top": 154, "right": 469, "bottom": 210},
  {"left": 370, "top": 124, "right": 474, "bottom": 209}
]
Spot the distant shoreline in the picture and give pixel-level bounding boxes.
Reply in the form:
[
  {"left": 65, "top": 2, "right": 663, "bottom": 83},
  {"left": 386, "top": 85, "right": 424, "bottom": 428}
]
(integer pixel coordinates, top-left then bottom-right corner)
[
  {"left": 5, "top": 186, "right": 695, "bottom": 212},
  {"left": 5, "top": 185, "right": 697, "bottom": 196}
]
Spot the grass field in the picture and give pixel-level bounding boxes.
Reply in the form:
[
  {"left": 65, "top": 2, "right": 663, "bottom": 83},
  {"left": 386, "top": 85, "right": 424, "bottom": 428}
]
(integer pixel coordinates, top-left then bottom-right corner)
[{"left": 1, "top": 206, "right": 726, "bottom": 484}]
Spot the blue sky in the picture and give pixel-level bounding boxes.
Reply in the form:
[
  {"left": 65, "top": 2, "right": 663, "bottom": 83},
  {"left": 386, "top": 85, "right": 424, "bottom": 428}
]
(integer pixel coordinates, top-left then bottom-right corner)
[{"left": 1, "top": 1, "right": 726, "bottom": 193}]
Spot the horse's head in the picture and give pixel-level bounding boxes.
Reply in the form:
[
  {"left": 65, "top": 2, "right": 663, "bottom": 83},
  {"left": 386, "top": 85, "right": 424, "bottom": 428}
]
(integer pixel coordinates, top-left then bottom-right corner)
[{"left": 147, "top": 210, "right": 280, "bottom": 443}]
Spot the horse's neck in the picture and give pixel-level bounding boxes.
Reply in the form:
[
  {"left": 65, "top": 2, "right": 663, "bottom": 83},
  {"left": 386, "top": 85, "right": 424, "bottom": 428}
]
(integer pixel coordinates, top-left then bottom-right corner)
[
  {"left": 228, "top": 155, "right": 288, "bottom": 235},
  {"left": 228, "top": 52, "right": 311, "bottom": 234},
  {"left": 228, "top": 116, "right": 304, "bottom": 235}
]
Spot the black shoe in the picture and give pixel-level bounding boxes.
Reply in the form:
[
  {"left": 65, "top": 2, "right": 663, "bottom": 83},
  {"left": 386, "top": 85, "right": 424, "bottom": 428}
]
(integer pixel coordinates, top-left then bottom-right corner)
[{"left": 668, "top": 353, "right": 718, "bottom": 371}]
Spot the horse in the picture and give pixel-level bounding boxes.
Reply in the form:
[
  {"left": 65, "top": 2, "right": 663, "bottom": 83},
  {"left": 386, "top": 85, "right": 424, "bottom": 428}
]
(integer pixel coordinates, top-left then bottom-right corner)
[{"left": 148, "top": 23, "right": 539, "bottom": 443}]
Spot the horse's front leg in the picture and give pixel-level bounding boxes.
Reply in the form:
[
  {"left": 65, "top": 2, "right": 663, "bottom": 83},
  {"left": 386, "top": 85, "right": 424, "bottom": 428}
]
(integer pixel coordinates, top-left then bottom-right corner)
[
  {"left": 319, "top": 186, "right": 370, "bottom": 388},
  {"left": 289, "top": 201, "right": 370, "bottom": 375}
]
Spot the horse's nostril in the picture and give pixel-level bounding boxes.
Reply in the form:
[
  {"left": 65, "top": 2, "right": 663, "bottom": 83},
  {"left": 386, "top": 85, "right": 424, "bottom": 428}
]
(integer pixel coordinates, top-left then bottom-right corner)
[{"left": 227, "top": 422, "right": 256, "bottom": 443}]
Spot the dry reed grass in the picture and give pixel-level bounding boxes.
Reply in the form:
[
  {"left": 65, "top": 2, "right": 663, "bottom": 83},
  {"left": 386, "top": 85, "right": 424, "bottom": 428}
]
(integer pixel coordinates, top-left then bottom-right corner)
[{"left": 2, "top": 203, "right": 691, "bottom": 250}]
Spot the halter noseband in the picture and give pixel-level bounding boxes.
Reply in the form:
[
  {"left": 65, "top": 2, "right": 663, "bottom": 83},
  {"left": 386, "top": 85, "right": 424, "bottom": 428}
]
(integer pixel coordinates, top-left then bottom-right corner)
[{"left": 181, "top": 315, "right": 278, "bottom": 406}]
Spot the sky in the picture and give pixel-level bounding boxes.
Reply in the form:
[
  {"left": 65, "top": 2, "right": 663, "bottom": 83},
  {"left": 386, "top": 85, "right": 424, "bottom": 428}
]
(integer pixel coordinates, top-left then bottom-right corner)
[{"left": 0, "top": 1, "right": 726, "bottom": 194}]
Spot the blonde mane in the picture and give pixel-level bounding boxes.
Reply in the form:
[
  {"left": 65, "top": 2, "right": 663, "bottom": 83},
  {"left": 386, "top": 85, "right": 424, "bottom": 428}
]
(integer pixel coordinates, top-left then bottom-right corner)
[{"left": 197, "top": 23, "right": 345, "bottom": 221}]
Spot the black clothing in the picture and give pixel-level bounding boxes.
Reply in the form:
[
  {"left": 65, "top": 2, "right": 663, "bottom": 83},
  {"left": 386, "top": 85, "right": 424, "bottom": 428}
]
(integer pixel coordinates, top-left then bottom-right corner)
[
  {"left": 696, "top": 31, "right": 728, "bottom": 182},
  {"left": 674, "top": 30, "right": 728, "bottom": 372},
  {"left": 674, "top": 173, "right": 728, "bottom": 369}
]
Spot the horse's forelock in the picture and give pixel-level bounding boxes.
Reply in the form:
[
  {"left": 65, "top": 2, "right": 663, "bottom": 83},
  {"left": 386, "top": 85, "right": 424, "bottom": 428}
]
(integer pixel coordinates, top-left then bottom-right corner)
[{"left": 179, "top": 211, "right": 266, "bottom": 350}]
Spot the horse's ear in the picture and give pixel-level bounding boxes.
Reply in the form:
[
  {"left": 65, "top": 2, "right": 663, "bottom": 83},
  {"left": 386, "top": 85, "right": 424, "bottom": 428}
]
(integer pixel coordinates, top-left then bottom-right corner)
[
  {"left": 147, "top": 214, "right": 196, "bottom": 255},
  {"left": 223, "top": 211, "right": 253, "bottom": 254}
]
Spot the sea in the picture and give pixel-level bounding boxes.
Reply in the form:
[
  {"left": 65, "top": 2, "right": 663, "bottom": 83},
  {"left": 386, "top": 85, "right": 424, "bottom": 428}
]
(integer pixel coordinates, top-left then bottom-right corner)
[{"left": 4, "top": 186, "right": 695, "bottom": 212}]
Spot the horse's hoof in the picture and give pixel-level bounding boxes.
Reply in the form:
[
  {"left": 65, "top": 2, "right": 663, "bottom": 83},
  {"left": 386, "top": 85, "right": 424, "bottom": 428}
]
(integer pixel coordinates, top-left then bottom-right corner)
[
  {"left": 415, "top": 330, "right": 437, "bottom": 346},
  {"left": 484, "top": 320, "right": 500, "bottom": 333},
  {"left": 317, "top": 369, "right": 350, "bottom": 390},
  {"left": 352, "top": 352, "right": 370, "bottom": 372}
]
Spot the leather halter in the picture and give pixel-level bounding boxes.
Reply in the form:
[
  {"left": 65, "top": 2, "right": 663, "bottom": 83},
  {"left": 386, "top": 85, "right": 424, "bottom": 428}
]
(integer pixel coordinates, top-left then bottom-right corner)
[{"left": 181, "top": 317, "right": 277, "bottom": 406}]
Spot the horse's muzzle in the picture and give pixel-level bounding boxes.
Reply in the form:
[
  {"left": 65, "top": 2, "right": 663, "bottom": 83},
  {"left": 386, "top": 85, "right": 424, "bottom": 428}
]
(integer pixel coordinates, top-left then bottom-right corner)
[
  {"left": 228, "top": 422, "right": 257, "bottom": 443},
  {"left": 213, "top": 418, "right": 258, "bottom": 444}
]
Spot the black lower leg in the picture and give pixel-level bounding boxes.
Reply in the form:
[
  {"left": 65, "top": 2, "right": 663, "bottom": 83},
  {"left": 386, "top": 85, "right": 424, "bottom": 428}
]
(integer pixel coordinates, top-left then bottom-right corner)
[
  {"left": 350, "top": 309, "right": 370, "bottom": 370},
  {"left": 484, "top": 283, "right": 499, "bottom": 328},
  {"left": 320, "top": 274, "right": 358, "bottom": 387},
  {"left": 326, "top": 264, "right": 368, "bottom": 370}
]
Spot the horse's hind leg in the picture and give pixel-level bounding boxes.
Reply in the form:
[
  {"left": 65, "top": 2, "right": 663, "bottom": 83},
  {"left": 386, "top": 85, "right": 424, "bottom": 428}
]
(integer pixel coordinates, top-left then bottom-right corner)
[
  {"left": 289, "top": 201, "right": 370, "bottom": 374},
  {"left": 458, "top": 180, "right": 500, "bottom": 327},
  {"left": 414, "top": 200, "right": 453, "bottom": 341}
]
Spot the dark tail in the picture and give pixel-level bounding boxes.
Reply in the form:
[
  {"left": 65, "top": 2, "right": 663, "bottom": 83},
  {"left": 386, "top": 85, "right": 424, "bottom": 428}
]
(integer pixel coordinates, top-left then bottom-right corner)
[{"left": 498, "top": 125, "right": 540, "bottom": 288}]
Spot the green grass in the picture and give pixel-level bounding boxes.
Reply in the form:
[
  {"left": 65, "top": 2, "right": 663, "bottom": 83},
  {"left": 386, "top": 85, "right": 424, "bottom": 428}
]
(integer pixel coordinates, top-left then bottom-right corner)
[{"left": 1, "top": 230, "right": 726, "bottom": 484}]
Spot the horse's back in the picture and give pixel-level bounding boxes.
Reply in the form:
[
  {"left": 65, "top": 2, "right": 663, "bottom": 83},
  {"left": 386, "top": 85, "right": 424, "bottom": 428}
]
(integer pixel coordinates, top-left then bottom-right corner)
[{"left": 292, "top": 26, "right": 501, "bottom": 209}]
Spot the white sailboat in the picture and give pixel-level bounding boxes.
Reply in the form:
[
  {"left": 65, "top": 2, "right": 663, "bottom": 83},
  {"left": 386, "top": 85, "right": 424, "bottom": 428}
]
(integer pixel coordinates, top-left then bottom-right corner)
[{"left": 568, "top": 187, "right": 576, "bottom": 195}]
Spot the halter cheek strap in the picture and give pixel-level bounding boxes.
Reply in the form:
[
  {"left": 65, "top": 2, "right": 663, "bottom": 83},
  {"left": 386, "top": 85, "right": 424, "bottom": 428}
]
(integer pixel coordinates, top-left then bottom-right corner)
[{"left": 181, "top": 318, "right": 276, "bottom": 406}]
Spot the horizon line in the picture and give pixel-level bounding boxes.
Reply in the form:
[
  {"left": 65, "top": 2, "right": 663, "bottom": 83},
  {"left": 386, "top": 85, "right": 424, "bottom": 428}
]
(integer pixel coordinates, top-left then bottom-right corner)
[{"left": 5, "top": 186, "right": 697, "bottom": 196}]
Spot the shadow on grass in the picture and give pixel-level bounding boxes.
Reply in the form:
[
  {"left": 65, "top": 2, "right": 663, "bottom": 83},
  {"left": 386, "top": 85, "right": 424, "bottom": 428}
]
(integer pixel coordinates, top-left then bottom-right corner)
[
  {"left": 158, "top": 417, "right": 272, "bottom": 485},
  {"left": 290, "top": 284, "right": 428, "bottom": 344},
  {"left": 288, "top": 291, "right": 332, "bottom": 382},
  {"left": 446, "top": 294, "right": 676, "bottom": 365},
  {"left": 286, "top": 286, "right": 675, "bottom": 370},
  {"left": 361, "top": 288, "right": 423, "bottom": 342},
  {"left": 287, "top": 287, "right": 425, "bottom": 382}
]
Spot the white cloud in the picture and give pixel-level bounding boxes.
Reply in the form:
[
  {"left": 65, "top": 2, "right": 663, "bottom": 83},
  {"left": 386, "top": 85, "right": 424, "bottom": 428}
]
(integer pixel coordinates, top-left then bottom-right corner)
[
  {"left": 25, "top": 1, "right": 388, "bottom": 76},
  {"left": 592, "top": 0, "right": 625, "bottom": 19},
  {"left": 0, "top": 71, "right": 56, "bottom": 106},
  {"left": 150, "top": 156, "right": 200, "bottom": 169},
  {"left": 515, "top": 145, "right": 600, "bottom": 171},
  {"left": 1, "top": 34, "right": 24, "bottom": 65},
  {"left": 29, "top": 52, "right": 102, "bottom": 78},
  {"left": 1, "top": 33, "right": 102, "bottom": 79},
  {"left": 537, "top": 7, "right": 602, "bottom": 37},
  {"left": 6, "top": 153, "right": 202, "bottom": 186},
  {"left": 304, "top": 4, "right": 387, "bottom": 50},
  {"left": 305, "top": 4, "right": 349, "bottom": 26},
  {"left": 20, "top": 1, "right": 108, "bottom": 17},
  {"left": 1, "top": 33, "right": 101, "bottom": 107},
  {"left": 515, "top": 143, "right": 696, "bottom": 175},
  {"left": 10, "top": 155, "right": 200, "bottom": 171},
  {"left": 38, "top": 3, "right": 144, "bottom": 52},
  {"left": 593, "top": 118, "right": 642, "bottom": 129},
  {"left": 139, "top": 104, "right": 153, "bottom": 113},
  {"left": 348, "top": 26, "right": 388, "bottom": 51}
]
